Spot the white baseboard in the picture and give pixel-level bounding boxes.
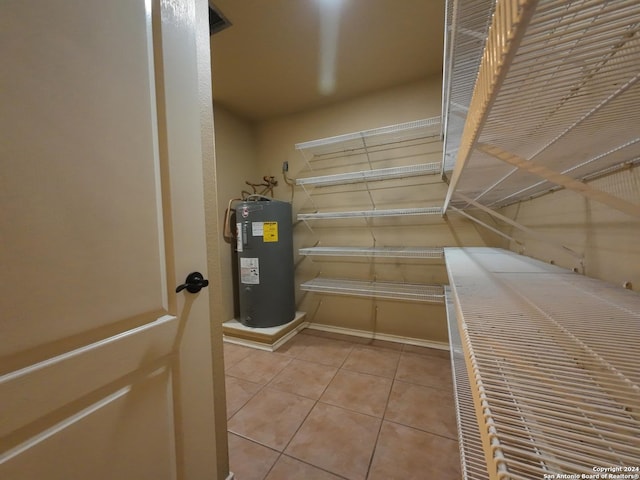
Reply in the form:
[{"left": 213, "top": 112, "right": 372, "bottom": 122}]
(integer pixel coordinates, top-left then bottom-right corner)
[
  {"left": 223, "top": 336, "right": 273, "bottom": 351},
  {"left": 223, "top": 321, "right": 309, "bottom": 352},
  {"left": 272, "top": 321, "right": 310, "bottom": 350},
  {"left": 224, "top": 321, "right": 449, "bottom": 351},
  {"left": 306, "top": 323, "right": 450, "bottom": 351},
  {"left": 225, "top": 472, "right": 234, "bottom": 480}
]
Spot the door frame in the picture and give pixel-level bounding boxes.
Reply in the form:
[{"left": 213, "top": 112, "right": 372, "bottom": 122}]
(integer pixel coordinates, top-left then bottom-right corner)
[{"left": 152, "top": 0, "right": 229, "bottom": 477}]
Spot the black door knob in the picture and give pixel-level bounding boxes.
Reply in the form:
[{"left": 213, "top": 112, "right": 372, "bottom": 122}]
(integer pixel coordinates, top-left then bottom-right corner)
[{"left": 176, "top": 272, "right": 209, "bottom": 293}]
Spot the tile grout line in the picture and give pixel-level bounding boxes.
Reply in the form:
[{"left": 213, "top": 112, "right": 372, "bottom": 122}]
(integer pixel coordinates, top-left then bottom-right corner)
[
  {"left": 227, "top": 430, "right": 281, "bottom": 480},
  {"left": 364, "top": 342, "right": 403, "bottom": 479},
  {"left": 382, "top": 417, "right": 460, "bottom": 443},
  {"left": 275, "top": 336, "right": 393, "bottom": 478},
  {"left": 389, "top": 349, "right": 458, "bottom": 441},
  {"left": 265, "top": 452, "right": 352, "bottom": 480},
  {"left": 225, "top": 335, "right": 458, "bottom": 479},
  {"left": 224, "top": 348, "right": 267, "bottom": 423},
  {"left": 396, "top": 348, "right": 455, "bottom": 392},
  {"left": 225, "top": 347, "right": 290, "bottom": 423},
  {"left": 261, "top": 335, "right": 349, "bottom": 478}
]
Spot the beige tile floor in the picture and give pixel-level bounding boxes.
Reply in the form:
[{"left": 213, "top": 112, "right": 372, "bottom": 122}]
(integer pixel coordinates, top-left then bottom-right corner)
[{"left": 224, "top": 329, "right": 461, "bottom": 480}]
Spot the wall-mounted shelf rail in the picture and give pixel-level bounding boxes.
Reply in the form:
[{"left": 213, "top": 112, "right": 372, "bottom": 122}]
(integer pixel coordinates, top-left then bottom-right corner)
[
  {"left": 445, "top": 247, "right": 640, "bottom": 478},
  {"left": 296, "top": 162, "right": 441, "bottom": 187},
  {"left": 300, "top": 278, "right": 444, "bottom": 304},
  {"left": 297, "top": 206, "right": 442, "bottom": 221},
  {"left": 299, "top": 246, "right": 444, "bottom": 259}
]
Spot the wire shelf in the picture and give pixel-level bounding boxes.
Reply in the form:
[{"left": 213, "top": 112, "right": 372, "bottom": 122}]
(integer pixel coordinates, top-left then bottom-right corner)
[
  {"left": 442, "top": 0, "right": 496, "bottom": 173},
  {"left": 295, "top": 117, "right": 442, "bottom": 160},
  {"left": 300, "top": 277, "right": 445, "bottom": 303},
  {"left": 445, "top": 247, "right": 640, "bottom": 479},
  {"left": 443, "top": 0, "right": 640, "bottom": 211},
  {"left": 297, "top": 206, "right": 442, "bottom": 220},
  {"left": 446, "top": 287, "right": 489, "bottom": 480},
  {"left": 296, "top": 162, "right": 441, "bottom": 187},
  {"left": 299, "top": 246, "right": 444, "bottom": 259}
]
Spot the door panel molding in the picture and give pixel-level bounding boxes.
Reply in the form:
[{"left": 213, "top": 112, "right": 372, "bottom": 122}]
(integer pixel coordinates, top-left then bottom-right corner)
[
  {"left": 0, "top": 315, "right": 178, "bottom": 438},
  {"left": 1, "top": 310, "right": 170, "bottom": 376},
  {"left": 0, "top": 367, "right": 176, "bottom": 480}
]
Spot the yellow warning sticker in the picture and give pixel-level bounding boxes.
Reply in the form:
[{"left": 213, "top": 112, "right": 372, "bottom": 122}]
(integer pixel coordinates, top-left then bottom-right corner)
[{"left": 263, "top": 222, "right": 278, "bottom": 242}]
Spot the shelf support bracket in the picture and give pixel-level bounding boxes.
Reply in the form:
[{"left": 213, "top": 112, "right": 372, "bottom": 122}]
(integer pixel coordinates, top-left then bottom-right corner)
[
  {"left": 301, "top": 218, "right": 314, "bottom": 235},
  {"left": 449, "top": 206, "right": 521, "bottom": 246},
  {"left": 299, "top": 183, "right": 319, "bottom": 211},
  {"left": 299, "top": 149, "right": 314, "bottom": 172},
  {"left": 455, "top": 193, "right": 583, "bottom": 261},
  {"left": 476, "top": 143, "right": 640, "bottom": 219},
  {"left": 360, "top": 133, "right": 373, "bottom": 170}
]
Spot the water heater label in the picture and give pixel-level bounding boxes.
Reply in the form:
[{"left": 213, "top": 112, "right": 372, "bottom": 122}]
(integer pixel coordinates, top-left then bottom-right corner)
[
  {"left": 236, "top": 222, "right": 242, "bottom": 252},
  {"left": 263, "top": 222, "right": 278, "bottom": 242},
  {"left": 252, "top": 222, "right": 264, "bottom": 236},
  {"left": 240, "top": 257, "right": 259, "bottom": 284}
]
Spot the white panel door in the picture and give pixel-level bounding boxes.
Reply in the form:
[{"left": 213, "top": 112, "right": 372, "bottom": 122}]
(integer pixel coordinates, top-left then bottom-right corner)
[{"left": 0, "top": 0, "right": 226, "bottom": 479}]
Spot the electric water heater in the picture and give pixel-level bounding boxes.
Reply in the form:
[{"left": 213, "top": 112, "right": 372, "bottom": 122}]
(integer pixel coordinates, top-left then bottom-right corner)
[{"left": 235, "top": 198, "right": 295, "bottom": 328}]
